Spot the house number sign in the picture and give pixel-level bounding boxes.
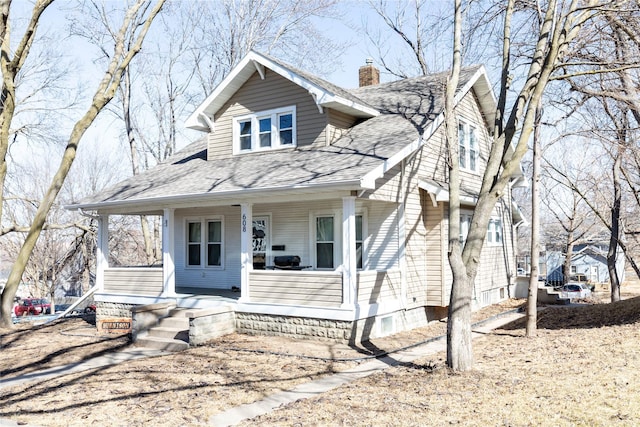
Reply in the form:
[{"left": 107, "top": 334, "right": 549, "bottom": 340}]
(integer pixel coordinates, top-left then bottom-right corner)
[{"left": 242, "top": 214, "right": 247, "bottom": 232}]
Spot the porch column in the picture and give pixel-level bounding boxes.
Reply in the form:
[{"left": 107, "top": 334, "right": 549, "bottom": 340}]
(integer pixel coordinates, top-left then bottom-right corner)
[
  {"left": 96, "top": 214, "right": 109, "bottom": 292},
  {"left": 162, "top": 208, "right": 176, "bottom": 297},
  {"left": 342, "top": 196, "right": 357, "bottom": 308},
  {"left": 239, "top": 203, "right": 253, "bottom": 302}
]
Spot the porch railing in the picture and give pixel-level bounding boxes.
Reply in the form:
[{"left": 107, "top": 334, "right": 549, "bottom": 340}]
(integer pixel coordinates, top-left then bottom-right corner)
[
  {"left": 103, "top": 267, "right": 163, "bottom": 296},
  {"left": 249, "top": 270, "right": 342, "bottom": 307}
]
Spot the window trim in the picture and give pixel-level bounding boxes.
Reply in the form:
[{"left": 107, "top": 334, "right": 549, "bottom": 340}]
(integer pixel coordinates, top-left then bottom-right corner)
[
  {"left": 458, "top": 119, "right": 479, "bottom": 173},
  {"left": 355, "top": 211, "right": 368, "bottom": 270},
  {"left": 309, "top": 209, "right": 367, "bottom": 271},
  {"left": 233, "top": 105, "right": 296, "bottom": 154},
  {"left": 185, "top": 216, "right": 225, "bottom": 269}
]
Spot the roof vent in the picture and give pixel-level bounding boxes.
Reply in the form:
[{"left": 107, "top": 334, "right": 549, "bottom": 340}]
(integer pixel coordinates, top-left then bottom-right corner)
[{"left": 359, "top": 58, "right": 379, "bottom": 87}]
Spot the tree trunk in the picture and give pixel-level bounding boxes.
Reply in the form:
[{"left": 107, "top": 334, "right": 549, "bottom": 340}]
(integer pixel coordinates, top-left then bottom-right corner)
[
  {"left": 563, "top": 236, "right": 575, "bottom": 285},
  {"left": 609, "top": 143, "right": 622, "bottom": 302},
  {"left": 526, "top": 103, "right": 542, "bottom": 337},
  {"left": 447, "top": 263, "right": 473, "bottom": 370},
  {"left": 0, "top": 0, "right": 165, "bottom": 328}
]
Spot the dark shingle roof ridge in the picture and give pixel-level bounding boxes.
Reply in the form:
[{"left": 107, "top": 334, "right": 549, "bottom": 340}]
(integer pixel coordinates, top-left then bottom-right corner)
[
  {"left": 254, "top": 50, "right": 377, "bottom": 112},
  {"left": 350, "top": 64, "right": 483, "bottom": 96}
]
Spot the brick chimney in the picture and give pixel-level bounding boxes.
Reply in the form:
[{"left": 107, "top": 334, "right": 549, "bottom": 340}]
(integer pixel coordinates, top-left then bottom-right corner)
[{"left": 359, "top": 58, "right": 379, "bottom": 87}]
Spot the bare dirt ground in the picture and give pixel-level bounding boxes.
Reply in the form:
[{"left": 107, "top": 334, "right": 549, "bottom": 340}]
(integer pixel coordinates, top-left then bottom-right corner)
[{"left": 1, "top": 284, "right": 639, "bottom": 427}]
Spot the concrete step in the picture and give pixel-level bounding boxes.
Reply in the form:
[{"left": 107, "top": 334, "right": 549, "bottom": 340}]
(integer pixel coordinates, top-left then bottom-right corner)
[
  {"left": 147, "top": 327, "right": 189, "bottom": 341},
  {"left": 136, "top": 335, "right": 189, "bottom": 352},
  {"left": 157, "top": 316, "right": 189, "bottom": 329}
]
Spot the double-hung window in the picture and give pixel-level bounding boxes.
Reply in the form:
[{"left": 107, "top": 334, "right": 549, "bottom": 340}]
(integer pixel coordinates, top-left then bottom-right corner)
[
  {"left": 486, "top": 218, "right": 503, "bottom": 245},
  {"left": 187, "top": 217, "right": 224, "bottom": 268},
  {"left": 234, "top": 106, "right": 296, "bottom": 154},
  {"left": 314, "top": 213, "right": 364, "bottom": 270},
  {"left": 315, "top": 216, "right": 334, "bottom": 269},
  {"left": 459, "top": 121, "right": 478, "bottom": 172}
]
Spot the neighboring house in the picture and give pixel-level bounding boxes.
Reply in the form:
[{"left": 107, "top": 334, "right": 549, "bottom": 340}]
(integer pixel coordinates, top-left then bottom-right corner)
[
  {"left": 68, "top": 51, "right": 524, "bottom": 343},
  {"left": 546, "top": 242, "right": 625, "bottom": 286}
]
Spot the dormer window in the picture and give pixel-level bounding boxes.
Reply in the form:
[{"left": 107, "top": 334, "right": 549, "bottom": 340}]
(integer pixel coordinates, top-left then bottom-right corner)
[{"left": 233, "top": 106, "right": 296, "bottom": 154}]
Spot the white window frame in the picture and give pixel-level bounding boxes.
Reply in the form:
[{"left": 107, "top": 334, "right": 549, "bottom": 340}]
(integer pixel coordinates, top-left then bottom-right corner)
[
  {"left": 311, "top": 210, "right": 341, "bottom": 270},
  {"left": 233, "top": 105, "right": 296, "bottom": 154},
  {"left": 185, "top": 216, "right": 225, "bottom": 269},
  {"left": 458, "top": 120, "right": 479, "bottom": 173},
  {"left": 355, "top": 212, "right": 367, "bottom": 270},
  {"left": 460, "top": 212, "right": 473, "bottom": 246},
  {"left": 486, "top": 217, "right": 503, "bottom": 246}
]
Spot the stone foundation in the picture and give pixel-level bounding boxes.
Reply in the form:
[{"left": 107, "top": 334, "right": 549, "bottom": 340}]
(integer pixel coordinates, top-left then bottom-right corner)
[
  {"left": 186, "top": 306, "right": 236, "bottom": 346},
  {"left": 96, "top": 301, "right": 136, "bottom": 322},
  {"left": 236, "top": 313, "right": 354, "bottom": 342}
]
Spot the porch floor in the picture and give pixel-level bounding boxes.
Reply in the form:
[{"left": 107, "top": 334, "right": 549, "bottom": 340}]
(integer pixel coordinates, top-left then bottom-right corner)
[
  {"left": 175, "top": 288, "right": 240, "bottom": 310},
  {"left": 175, "top": 287, "right": 240, "bottom": 300}
]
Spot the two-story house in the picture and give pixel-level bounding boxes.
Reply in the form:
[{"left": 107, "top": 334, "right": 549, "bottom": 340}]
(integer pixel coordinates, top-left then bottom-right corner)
[{"left": 68, "top": 51, "right": 523, "bottom": 346}]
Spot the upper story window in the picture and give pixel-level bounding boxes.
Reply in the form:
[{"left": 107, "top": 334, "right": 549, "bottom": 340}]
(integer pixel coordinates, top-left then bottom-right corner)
[
  {"left": 233, "top": 106, "right": 296, "bottom": 154},
  {"left": 459, "top": 121, "right": 478, "bottom": 173}
]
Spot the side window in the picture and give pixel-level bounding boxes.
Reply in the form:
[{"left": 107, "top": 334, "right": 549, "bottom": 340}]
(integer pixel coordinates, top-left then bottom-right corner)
[
  {"left": 486, "top": 218, "right": 503, "bottom": 245},
  {"left": 460, "top": 213, "right": 473, "bottom": 246},
  {"left": 356, "top": 215, "right": 363, "bottom": 269},
  {"left": 316, "top": 216, "right": 334, "bottom": 269},
  {"left": 458, "top": 120, "right": 478, "bottom": 173}
]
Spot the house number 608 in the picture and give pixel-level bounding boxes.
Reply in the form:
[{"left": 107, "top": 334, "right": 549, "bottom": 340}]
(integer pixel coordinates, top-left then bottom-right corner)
[{"left": 242, "top": 214, "right": 247, "bottom": 232}]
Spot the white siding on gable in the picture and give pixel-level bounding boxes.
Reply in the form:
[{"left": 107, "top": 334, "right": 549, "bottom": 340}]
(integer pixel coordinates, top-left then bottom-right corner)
[
  {"left": 456, "top": 91, "right": 492, "bottom": 195},
  {"left": 208, "top": 69, "right": 329, "bottom": 161}
]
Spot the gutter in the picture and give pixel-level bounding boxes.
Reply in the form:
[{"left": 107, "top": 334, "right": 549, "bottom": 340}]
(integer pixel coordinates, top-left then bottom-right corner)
[{"left": 65, "top": 179, "right": 363, "bottom": 212}]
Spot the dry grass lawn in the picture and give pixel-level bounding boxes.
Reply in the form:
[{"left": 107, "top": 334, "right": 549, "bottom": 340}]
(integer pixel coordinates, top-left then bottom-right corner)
[{"left": 1, "top": 287, "right": 639, "bottom": 426}]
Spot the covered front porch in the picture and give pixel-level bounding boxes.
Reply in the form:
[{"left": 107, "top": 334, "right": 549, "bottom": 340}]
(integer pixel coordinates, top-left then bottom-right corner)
[{"left": 93, "top": 193, "right": 405, "bottom": 322}]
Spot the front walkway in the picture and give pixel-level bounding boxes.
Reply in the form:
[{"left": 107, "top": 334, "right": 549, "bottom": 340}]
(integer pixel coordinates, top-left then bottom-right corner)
[{"left": 209, "top": 311, "right": 524, "bottom": 426}]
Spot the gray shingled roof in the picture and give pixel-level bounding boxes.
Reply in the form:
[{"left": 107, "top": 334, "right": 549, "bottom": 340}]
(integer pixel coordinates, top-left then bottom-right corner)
[{"left": 70, "top": 65, "right": 484, "bottom": 209}]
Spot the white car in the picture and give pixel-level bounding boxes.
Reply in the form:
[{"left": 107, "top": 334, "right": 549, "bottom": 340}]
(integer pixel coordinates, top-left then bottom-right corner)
[{"left": 560, "top": 283, "right": 592, "bottom": 299}]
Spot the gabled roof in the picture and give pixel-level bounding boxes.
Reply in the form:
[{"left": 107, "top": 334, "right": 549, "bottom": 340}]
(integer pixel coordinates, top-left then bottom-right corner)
[
  {"left": 69, "top": 58, "right": 497, "bottom": 212},
  {"left": 185, "top": 51, "right": 379, "bottom": 132}
]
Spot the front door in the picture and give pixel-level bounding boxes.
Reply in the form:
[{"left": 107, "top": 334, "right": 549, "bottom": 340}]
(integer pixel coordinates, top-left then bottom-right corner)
[{"left": 252, "top": 217, "right": 269, "bottom": 269}]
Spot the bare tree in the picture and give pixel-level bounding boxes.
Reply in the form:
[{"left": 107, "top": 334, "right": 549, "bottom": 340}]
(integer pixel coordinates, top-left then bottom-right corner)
[
  {"left": 0, "top": 0, "right": 165, "bottom": 328},
  {"left": 443, "top": 0, "right": 602, "bottom": 371}
]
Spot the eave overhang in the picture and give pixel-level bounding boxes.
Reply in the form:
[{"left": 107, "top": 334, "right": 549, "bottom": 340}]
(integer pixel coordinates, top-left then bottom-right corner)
[{"left": 185, "top": 51, "right": 379, "bottom": 132}]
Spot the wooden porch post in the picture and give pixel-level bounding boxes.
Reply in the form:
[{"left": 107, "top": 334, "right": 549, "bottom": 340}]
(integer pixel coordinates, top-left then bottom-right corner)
[
  {"left": 96, "top": 214, "right": 109, "bottom": 292},
  {"left": 239, "top": 203, "right": 253, "bottom": 302},
  {"left": 162, "top": 208, "right": 176, "bottom": 297},
  {"left": 342, "top": 196, "right": 357, "bottom": 308}
]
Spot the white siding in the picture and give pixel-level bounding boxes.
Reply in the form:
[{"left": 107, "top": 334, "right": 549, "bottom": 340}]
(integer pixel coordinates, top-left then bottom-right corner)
[
  {"left": 209, "top": 69, "right": 329, "bottom": 160},
  {"left": 249, "top": 270, "right": 342, "bottom": 306},
  {"left": 103, "top": 267, "right": 163, "bottom": 296},
  {"left": 357, "top": 269, "right": 402, "bottom": 304}
]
